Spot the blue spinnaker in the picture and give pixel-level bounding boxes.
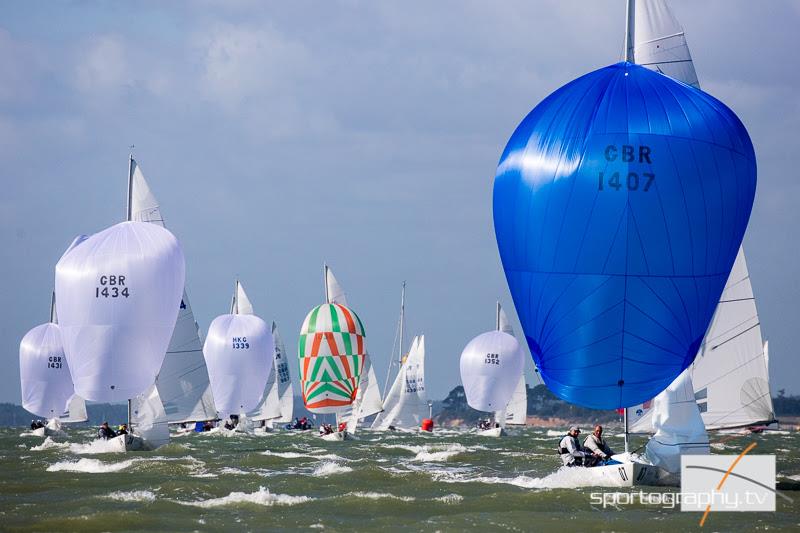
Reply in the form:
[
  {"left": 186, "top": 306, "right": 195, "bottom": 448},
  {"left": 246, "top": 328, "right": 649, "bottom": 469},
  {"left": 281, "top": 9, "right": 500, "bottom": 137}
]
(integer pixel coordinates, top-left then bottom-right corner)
[{"left": 493, "top": 62, "right": 756, "bottom": 409}]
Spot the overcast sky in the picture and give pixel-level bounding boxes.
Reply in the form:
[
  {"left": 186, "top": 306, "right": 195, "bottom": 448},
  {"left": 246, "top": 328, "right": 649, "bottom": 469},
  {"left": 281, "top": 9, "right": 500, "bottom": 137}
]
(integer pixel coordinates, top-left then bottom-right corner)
[{"left": 2, "top": 1, "right": 798, "bottom": 404}]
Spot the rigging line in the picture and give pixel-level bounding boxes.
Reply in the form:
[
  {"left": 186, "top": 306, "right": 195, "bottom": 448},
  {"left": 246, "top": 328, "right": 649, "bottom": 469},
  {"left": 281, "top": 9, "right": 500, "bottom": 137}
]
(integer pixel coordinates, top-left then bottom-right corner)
[{"left": 710, "top": 322, "right": 760, "bottom": 350}]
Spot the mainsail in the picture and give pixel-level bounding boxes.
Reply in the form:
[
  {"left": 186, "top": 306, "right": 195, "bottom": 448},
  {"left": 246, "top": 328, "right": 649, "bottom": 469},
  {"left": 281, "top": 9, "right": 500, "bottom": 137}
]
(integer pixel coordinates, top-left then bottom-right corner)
[
  {"left": 129, "top": 158, "right": 217, "bottom": 424},
  {"left": 502, "top": 376, "right": 527, "bottom": 426},
  {"left": 371, "top": 335, "right": 427, "bottom": 430},
  {"left": 341, "top": 355, "right": 384, "bottom": 433},
  {"left": 625, "top": 0, "right": 773, "bottom": 431},
  {"left": 250, "top": 322, "right": 294, "bottom": 423}
]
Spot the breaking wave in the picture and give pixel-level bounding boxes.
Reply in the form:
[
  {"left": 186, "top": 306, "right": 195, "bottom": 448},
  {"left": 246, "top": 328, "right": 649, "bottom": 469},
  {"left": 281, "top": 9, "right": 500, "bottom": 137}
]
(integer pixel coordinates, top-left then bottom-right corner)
[
  {"left": 47, "top": 458, "right": 137, "bottom": 474},
  {"left": 312, "top": 461, "right": 353, "bottom": 476},
  {"left": 179, "top": 486, "right": 311, "bottom": 508},
  {"left": 105, "top": 490, "right": 157, "bottom": 502}
]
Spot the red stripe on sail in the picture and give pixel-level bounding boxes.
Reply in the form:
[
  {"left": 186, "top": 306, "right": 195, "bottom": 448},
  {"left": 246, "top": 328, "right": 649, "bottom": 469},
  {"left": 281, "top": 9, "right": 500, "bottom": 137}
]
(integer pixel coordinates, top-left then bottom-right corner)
[
  {"left": 339, "top": 355, "right": 352, "bottom": 378},
  {"left": 336, "top": 304, "right": 357, "bottom": 333},
  {"left": 310, "top": 333, "right": 323, "bottom": 356},
  {"left": 356, "top": 335, "right": 363, "bottom": 354},
  {"left": 325, "top": 332, "right": 340, "bottom": 356}
]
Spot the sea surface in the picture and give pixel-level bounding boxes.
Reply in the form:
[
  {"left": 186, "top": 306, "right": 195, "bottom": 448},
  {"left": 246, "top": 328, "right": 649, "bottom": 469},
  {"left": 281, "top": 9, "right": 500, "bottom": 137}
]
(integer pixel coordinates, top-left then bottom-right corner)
[{"left": 1, "top": 425, "right": 798, "bottom": 532}]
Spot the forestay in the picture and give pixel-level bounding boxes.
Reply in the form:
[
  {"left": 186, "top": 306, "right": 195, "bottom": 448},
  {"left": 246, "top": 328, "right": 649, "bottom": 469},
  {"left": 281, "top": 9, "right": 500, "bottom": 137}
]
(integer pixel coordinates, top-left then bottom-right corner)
[
  {"left": 130, "top": 158, "right": 216, "bottom": 424},
  {"left": 55, "top": 221, "right": 185, "bottom": 402},
  {"left": 372, "top": 335, "right": 427, "bottom": 430}
]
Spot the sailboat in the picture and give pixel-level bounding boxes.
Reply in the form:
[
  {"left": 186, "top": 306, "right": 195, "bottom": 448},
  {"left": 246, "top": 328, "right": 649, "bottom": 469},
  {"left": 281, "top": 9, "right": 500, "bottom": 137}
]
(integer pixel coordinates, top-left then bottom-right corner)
[
  {"left": 625, "top": 0, "right": 775, "bottom": 434},
  {"left": 128, "top": 158, "right": 218, "bottom": 431},
  {"left": 20, "top": 292, "right": 88, "bottom": 438},
  {"left": 495, "top": 306, "right": 528, "bottom": 431},
  {"left": 372, "top": 334, "right": 429, "bottom": 432},
  {"left": 55, "top": 178, "right": 186, "bottom": 451},
  {"left": 249, "top": 322, "right": 294, "bottom": 434},
  {"left": 298, "top": 265, "right": 367, "bottom": 441},
  {"left": 492, "top": 0, "right": 754, "bottom": 485},
  {"left": 460, "top": 303, "right": 525, "bottom": 438},
  {"left": 203, "top": 280, "right": 274, "bottom": 434}
]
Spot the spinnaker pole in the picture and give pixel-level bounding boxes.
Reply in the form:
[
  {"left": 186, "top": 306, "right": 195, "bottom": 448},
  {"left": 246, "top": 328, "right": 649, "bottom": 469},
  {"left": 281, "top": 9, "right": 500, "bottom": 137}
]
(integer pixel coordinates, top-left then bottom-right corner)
[
  {"left": 624, "top": 407, "right": 630, "bottom": 454},
  {"left": 624, "top": 0, "right": 635, "bottom": 62}
]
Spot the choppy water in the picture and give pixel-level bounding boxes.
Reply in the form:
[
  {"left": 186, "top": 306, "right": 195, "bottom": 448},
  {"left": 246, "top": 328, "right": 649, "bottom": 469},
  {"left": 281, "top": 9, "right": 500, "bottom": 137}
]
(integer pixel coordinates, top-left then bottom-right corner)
[{"left": 1, "top": 425, "right": 799, "bottom": 531}]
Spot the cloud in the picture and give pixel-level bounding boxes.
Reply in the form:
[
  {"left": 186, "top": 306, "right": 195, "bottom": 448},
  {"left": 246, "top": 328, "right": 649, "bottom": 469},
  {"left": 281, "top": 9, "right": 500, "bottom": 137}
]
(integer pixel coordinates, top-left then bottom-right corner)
[{"left": 73, "top": 35, "right": 129, "bottom": 93}]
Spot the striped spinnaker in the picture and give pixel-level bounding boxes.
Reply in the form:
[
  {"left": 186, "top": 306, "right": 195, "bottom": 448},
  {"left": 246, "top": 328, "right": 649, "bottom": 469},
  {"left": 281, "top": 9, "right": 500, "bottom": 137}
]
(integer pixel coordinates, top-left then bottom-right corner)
[{"left": 298, "top": 303, "right": 366, "bottom": 413}]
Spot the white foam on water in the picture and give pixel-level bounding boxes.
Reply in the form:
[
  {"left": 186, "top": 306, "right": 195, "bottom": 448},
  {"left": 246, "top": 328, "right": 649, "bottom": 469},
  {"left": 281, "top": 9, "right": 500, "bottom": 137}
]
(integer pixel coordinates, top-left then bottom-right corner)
[
  {"left": 47, "top": 458, "right": 137, "bottom": 474},
  {"left": 69, "top": 439, "right": 124, "bottom": 455},
  {"left": 312, "top": 461, "right": 353, "bottom": 476},
  {"left": 710, "top": 442, "right": 730, "bottom": 451},
  {"left": 346, "top": 491, "right": 415, "bottom": 502},
  {"left": 413, "top": 443, "right": 470, "bottom": 462},
  {"left": 433, "top": 466, "right": 605, "bottom": 489},
  {"left": 434, "top": 493, "right": 464, "bottom": 504},
  {"left": 220, "top": 467, "right": 250, "bottom": 475},
  {"left": 105, "top": 490, "right": 157, "bottom": 502},
  {"left": 180, "top": 486, "right": 311, "bottom": 508},
  {"left": 784, "top": 474, "right": 800, "bottom": 482},
  {"left": 262, "top": 450, "right": 342, "bottom": 461},
  {"left": 546, "top": 429, "right": 566, "bottom": 437},
  {"left": 31, "top": 437, "right": 69, "bottom": 451}
]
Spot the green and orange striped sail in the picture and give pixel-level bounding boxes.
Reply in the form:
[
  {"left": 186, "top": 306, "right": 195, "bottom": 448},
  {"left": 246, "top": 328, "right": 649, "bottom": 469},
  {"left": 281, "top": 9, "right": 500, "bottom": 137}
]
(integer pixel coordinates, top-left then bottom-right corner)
[{"left": 298, "top": 303, "right": 366, "bottom": 414}]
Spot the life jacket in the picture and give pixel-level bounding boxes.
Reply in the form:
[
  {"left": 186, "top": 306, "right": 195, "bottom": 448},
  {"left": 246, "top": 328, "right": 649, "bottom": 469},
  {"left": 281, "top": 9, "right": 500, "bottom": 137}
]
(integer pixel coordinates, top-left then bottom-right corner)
[{"left": 557, "top": 435, "right": 579, "bottom": 455}]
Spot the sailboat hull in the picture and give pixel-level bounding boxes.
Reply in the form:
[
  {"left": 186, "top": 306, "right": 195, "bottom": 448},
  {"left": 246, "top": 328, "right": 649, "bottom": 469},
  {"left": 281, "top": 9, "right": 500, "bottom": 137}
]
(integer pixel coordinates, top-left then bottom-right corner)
[
  {"left": 574, "top": 460, "right": 678, "bottom": 488},
  {"left": 105, "top": 434, "right": 154, "bottom": 452},
  {"left": 31, "top": 427, "right": 66, "bottom": 438},
  {"left": 320, "top": 431, "right": 355, "bottom": 441},
  {"left": 477, "top": 427, "right": 505, "bottom": 438}
]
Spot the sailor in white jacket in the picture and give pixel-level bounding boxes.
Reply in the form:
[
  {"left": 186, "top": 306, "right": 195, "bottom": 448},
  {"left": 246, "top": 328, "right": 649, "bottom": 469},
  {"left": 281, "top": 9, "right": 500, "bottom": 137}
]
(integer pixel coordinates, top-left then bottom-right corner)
[{"left": 558, "top": 426, "right": 588, "bottom": 467}]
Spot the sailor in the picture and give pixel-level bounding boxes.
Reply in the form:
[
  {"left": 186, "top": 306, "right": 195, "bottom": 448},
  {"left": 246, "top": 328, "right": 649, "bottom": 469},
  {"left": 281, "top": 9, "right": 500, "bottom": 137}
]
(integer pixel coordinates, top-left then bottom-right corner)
[
  {"left": 558, "top": 426, "right": 591, "bottom": 467},
  {"left": 30, "top": 420, "right": 37, "bottom": 430},
  {"left": 583, "top": 425, "right": 614, "bottom": 461},
  {"left": 117, "top": 424, "right": 129, "bottom": 436},
  {"left": 224, "top": 418, "right": 235, "bottom": 431},
  {"left": 97, "top": 421, "right": 117, "bottom": 440},
  {"left": 337, "top": 422, "right": 347, "bottom": 433}
]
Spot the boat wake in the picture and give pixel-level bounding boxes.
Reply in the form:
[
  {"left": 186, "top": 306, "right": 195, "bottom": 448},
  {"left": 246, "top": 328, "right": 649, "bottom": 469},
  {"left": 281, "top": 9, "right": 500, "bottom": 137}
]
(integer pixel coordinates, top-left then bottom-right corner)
[
  {"left": 432, "top": 466, "right": 608, "bottom": 489},
  {"left": 47, "top": 458, "right": 138, "bottom": 474},
  {"left": 382, "top": 443, "right": 473, "bottom": 462},
  {"left": 68, "top": 439, "right": 125, "bottom": 455},
  {"left": 179, "top": 486, "right": 311, "bottom": 508},
  {"left": 262, "top": 450, "right": 343, "bottom": 461}
]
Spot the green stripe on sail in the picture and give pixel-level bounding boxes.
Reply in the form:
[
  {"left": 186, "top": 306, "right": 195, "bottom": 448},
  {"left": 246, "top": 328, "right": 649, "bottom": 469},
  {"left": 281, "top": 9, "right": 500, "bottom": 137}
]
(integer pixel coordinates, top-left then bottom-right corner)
[
  {"left": 306, "top": 382, "right": 351, "bottom": 402},
  {"left": 298, "top": 333, "right": 307, "bottom": 358},
  {"left": 329, "top": 304, "right": 341, "bottom": 333},
  {"left": 327, "top": 356, "right": 344, "bottom": 381},
  {"left": 341, "top": 332, "right": 352, "bottom": 357},
  {"left": 309, "top": 355, "right": 326, "bottom": 381},
  {"left": 353, "top": 311, "right": 365, "bottom": 336},
  {"left": 306, "top": 305, "right": 321, "bottom": 334}
]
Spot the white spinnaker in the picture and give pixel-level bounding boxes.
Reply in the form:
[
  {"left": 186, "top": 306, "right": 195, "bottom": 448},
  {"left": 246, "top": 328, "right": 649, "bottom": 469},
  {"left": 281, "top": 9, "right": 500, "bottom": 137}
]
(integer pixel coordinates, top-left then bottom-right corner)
[
  {"left": 130, "top": 383, "right": 170, "bottom": 449},
  {"left": 460, "top": 331, "right": 524, "bottom": 413},
  {"left": 130, "top": 159, "right": 216, "bottom": 424},
  {"left": 691, "top": 249, "right": 774, "bottom": 429},
  {"left": 643, "top": 370, "right": 710, "bottom": 474},
  {"left": 19, "top": 323, "right": 75, "bottom": 419},
  {"left": 249, "top": 322, "right": 293, "bottom": 423},
  {"left": 203, "top": 313, "right": 274, "bottom": 418},
  {"left": 631, "top": 0, "right": 699, "bottom": 87},
  {"left": 628, "top": 0, "right": 772, "bottom": 432},
  {"left": 55, "top": 221, "right": 185, "bottom": 402},
  {"left": 325, "top": 267, "right": 348, "bottom": 306},
  {"left": 371, "top": 335, "right": 427, "bottom": 430}
]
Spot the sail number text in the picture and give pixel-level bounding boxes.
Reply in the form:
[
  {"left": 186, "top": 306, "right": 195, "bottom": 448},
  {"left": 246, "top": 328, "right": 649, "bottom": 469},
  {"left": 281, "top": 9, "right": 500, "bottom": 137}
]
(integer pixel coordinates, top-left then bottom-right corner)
[
  {"left": 232, "top": 337, "right": 250, "bottom": 349},
  {"left": 95, "top": 275, "right": 130, "bottom": 298},
  {"left": 47, "top": 356, "right": 63, "bottom": 369},
  {"left": 598, "top": 145, "right": 655, "bottom": 192},
  {"left": 485, "top": 353, "right": 500, "bottom": 365}
]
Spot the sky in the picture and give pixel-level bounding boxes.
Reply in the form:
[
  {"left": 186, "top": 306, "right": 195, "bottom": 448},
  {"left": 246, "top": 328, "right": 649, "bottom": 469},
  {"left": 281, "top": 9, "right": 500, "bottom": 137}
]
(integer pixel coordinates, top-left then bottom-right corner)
[{"left": 2, "top": 1, "right": 799, "bottom": 404}]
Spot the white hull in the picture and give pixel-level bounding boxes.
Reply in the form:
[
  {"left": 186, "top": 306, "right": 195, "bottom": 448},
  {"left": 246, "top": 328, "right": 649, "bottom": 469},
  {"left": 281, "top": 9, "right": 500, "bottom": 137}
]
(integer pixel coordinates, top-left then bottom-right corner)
[
  {"left": 572, "top": 459, "right": 677, "bottom": 487},
  {"left": 477, "top": 427, "right": 505, "bottom": 438},
  {"left": 31, "top": 427, "right": 66, "bottom": 438},
  {"left": 320, "top": 431, "right": 355, "bottom": 441},
  {"left": 105, "top": 433, "right": 155, "bottom": 452}
]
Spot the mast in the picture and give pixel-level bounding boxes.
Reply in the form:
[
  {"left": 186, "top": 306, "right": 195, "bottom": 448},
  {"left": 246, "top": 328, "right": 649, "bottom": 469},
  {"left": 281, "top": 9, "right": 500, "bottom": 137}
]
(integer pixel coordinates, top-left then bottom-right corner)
[
  {"left": 126, "top": 153, "right": 134, "bottom": 432},
  {"left": 230, "top": 280, "right": 238, "bottom": 314},
  {"left": 126, "top": 154, "right": 134, "bottom": 222},
  {"left": 382, "top": 282, "right": 405, "bottom": 398},
  {"left": 50, "top": 291, "right": 57, "bottom": 324},
  {"left": 624, "top": 0, "right": 635, "bottom": 62},
  {"left": 324, "top": 264, "right": 330, "bottom": 304},
  {"left": 496, "top": 301, "right": 501, "bottom": 331},
  {"left": 623, "top": 408, "right": 630, "bottom": 454}
]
